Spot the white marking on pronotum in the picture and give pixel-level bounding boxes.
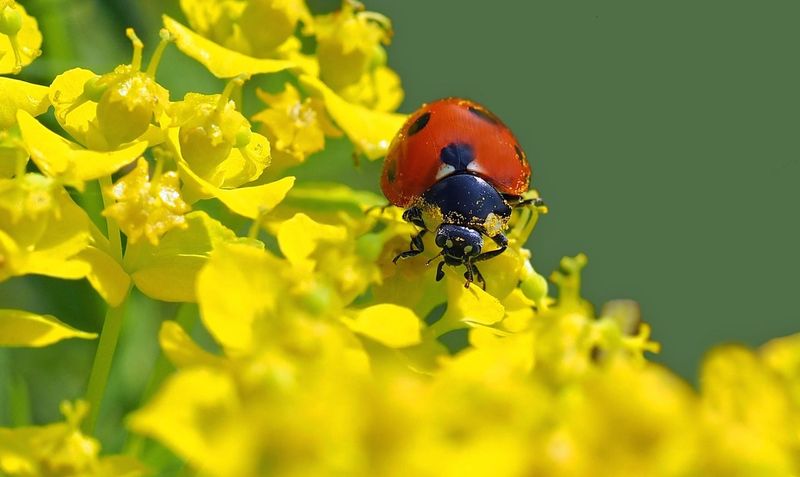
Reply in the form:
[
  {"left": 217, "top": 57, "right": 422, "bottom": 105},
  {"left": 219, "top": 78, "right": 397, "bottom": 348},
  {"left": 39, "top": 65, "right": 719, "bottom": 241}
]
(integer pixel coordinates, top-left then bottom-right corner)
[
  {"left": 466, "top": 161, "right": 484, "bottom": 175},
  {"left": 435, "top": 164, "right": 456, "bottom": 180}
]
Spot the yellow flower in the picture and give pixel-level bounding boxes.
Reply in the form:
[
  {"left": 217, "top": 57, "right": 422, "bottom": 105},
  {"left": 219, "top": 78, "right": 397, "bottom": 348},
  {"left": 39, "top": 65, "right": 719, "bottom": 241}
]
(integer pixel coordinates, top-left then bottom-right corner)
[
  {"left": 314, "top": 0, "right": 390, "bottom": 93},
  {"left": 0, "top": 173, "right": 90, "bottom": 282},
  {"left": 300, "top": 74, "right": 406, "bottom": 160},
  {"left": 237, "top": 0, "right": 312, "bottom": 55},
  {"left": 102, "top": 158, "right": 190, "bottom": 245},
  {"left": 563, "top": 359, "right": 700, "bottom": 477},
  {"left": 313, "top": 1, "right": 403, "bottom": 111},
  {"left": 0, "top": 171, "right": 131, "bottom": 306},
  {"left": 0, "top": 0, "right": 42, "bottom": 74},
  {"left": 123, "top": 210, "right": 255, "bottom": 303},
  {"left": 49, "top": 29, "right": 171, "bottom": 150},
  {"left": 0, "top": 401, "right": 146, "bottom": 476},
  {"left": 163, "top": 128, "right": 294, "bottom": 221},
  {"left": 252, "top": 83, "right": 341, "bottom": 169},
  {"left": 179, "top": 0, "right": 312, "bottom": 58},
  {"left": 171, "top": 78, "right": 270, "bottom": 190},
  {"left": 699, "top": 344, "right": 800, "bottom": 475},
  {"left": 16, "top": 110, "right": 147, "bottom": 191},
  {"left": 130, "top": 239, "right": 424, "bottom": 476},
  {"left": 163, "top": 14, "right": 295, "bottom": 79}
]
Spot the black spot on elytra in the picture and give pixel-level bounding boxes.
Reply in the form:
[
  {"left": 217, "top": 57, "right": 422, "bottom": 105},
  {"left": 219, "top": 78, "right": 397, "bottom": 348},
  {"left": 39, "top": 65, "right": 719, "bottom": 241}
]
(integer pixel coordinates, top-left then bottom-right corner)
[
  {"left": 407, "top": 112, "right": 431, "bottom": 136},
  {"left": 514, "top": 144, "right": 526, "bottom": 163},
  {"left": 440, "top": 142, "right": 475, "bottom": 170},
  {"left": 468, "top": 106, "right": 499, "bottom": 125}
]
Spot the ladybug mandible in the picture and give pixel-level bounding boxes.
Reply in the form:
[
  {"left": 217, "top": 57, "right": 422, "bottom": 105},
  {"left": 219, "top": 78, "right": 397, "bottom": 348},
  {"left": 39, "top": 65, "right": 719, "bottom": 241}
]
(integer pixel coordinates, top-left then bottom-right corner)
[{"left": 381, "top": 98, "right": 542, "bottom": 289}]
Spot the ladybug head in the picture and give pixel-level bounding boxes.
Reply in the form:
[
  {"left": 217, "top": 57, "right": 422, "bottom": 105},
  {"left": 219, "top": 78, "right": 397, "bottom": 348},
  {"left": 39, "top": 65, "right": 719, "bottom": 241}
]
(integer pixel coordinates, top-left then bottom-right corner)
[{"left": 435, "top": 224, "right": 482, "bottom": 265}]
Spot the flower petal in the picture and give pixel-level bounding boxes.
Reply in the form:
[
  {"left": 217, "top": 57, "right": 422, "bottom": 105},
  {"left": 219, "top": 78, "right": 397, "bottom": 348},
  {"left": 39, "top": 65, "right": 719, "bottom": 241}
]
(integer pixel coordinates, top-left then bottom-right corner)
[
  {"left": 124, "top": 211, "right": 248, "bottom": 302},
  {"left": 74, "top": 246, "right": 131, "bottom": 307},
  {"left": 196, "top": 244, "right": 282, "bottom": 352},
  {"left": 0, "top": 77, "right": 49, "bottom": 129},
  {"left": 48, "top": 67, "right": 98, "bottom": 146},
  {"left": 163, "top": 15, "right": 295, "bottom": 78},
  {"left": 345, "top": 304, "right": 421, "bottom": 348},
  {"left": 176, "top": 155, "right": 294, "bottom": 220},
  {"left": 0, "top": 3, "right": 42, "bottom": 74},
  {"left": 444, "top": 273, "right": 505, "bottom": 326},
  {"left": 127, "top": 367, "right": 250, "bottom": 477},
  {"left": 299, "top": 74, "right": 406, "bottom": 160},
  {"left": 16, "top": 111, "right": 146, "bottom": 189},
  {"left": 160, "top": 321, "right": 224, "bottom": 369},
  {"left": 0, "top": 309, "right": 96, "bottom": 347},
  {"left": 276, "top": 213, "right": 346, "bottom": 265}
]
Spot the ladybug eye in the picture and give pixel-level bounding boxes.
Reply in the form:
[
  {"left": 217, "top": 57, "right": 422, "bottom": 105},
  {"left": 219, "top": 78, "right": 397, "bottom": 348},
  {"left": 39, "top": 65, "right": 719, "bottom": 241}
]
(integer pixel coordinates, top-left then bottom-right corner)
[
  {"left": 445, "top": 239, "right": 454, "bottom": 249},
  {"left": 463, "top": 245, "right": 473, "bottom": 254},
  {"left": 407, "top": 112, "right": 431, "bottom": 136}
]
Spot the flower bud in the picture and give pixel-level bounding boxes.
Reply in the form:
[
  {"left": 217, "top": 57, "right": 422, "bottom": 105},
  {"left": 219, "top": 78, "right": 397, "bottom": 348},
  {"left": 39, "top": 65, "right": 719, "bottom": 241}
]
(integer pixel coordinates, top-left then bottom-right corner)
[
  {"left": 235, "top": 126, "right": 252, "bottom": 149},
  {"left": 96, "top": 73, "right": 160, "bottom": 146},
  {"left": 238, "top": 0, "right": 301, "bottom": 54},
  {"left": 174, "top": 90, "right": 252, "bottom": 183},
  {"left": 81, "top": 76, "right": 107, "bottom": 102},
  {"left": 520, "top": 271, "right": 548, "bottom": 304},
  {"left": 315, "top": 2, "right": 392, "bottom": 91},
  {"left": 0, "top": 5, "right": 22, "bottom": 36}
]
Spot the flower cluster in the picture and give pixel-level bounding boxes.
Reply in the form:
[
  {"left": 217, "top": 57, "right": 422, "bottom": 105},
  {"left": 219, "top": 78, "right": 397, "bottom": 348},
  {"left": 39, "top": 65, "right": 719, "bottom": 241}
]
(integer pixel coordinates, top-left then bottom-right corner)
[{"left": 1, "top": 1, "right": 799, "bottom": 476}]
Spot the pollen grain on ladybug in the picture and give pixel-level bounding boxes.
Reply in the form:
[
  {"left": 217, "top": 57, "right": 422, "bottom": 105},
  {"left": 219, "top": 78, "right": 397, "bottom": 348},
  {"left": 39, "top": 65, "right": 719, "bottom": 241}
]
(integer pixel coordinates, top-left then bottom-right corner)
[{"left": 381, "top": 97, "right": 542, "bottom": 289}]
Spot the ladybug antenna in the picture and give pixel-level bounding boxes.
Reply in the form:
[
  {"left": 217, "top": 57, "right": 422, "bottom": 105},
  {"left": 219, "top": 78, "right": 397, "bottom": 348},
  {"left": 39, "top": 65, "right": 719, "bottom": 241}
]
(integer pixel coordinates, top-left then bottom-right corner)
[{"left": 426, "top": 250, "right": 444, "bottom": 265}]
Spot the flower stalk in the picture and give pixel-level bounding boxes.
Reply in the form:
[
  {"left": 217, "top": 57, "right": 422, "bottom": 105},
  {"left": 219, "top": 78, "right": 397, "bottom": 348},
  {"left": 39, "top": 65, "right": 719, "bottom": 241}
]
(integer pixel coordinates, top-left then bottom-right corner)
[{"left": 82, "top": 175, "right": 129, "bottom": 433}]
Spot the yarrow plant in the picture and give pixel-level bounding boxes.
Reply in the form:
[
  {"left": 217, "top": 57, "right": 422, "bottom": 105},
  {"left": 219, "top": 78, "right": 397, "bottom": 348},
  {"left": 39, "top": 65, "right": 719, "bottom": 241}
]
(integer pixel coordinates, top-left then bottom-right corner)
[{"left": 1, "top": 1, "right": 799, "bottom": 476}]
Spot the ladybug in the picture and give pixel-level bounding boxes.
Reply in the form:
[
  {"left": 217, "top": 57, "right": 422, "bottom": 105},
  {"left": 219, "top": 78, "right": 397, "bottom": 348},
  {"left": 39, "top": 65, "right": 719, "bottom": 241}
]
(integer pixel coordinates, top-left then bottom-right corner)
[{"left": 381, "top": 97, "right": 542, "bottom": 289}]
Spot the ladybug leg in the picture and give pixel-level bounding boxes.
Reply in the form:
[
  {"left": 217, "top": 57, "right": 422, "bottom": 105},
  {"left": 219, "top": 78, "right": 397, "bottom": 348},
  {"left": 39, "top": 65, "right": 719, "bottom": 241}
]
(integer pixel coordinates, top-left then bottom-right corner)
[
  {"left": 463, "top": 262, "right": 474, "bottom": 288},
  {"left": 472, "top": 263, "right": 487, "bottom": 290},
  {"left": 474, "top": 233, "right": 508, "bottom": 263},
  {"left": 392, "top": 229, "right": 427, "bottom": 263},
  {"left": 402, "top": 206, "right": 427, "bottom": 229},
  {"left": 435, "top": 261, "right": 446, "bottom": 281},
  {"left": 364, "top": 203, "right": 391, "bottom": 215},
  {"left": 503, "top": 194, "right": 545, "bottom": 208},
  {"left": 462, "top": 262, "right": 486, "bottom": 290},
  {"left": 515, "top": 197, "right": 545, "bottom": 208}
]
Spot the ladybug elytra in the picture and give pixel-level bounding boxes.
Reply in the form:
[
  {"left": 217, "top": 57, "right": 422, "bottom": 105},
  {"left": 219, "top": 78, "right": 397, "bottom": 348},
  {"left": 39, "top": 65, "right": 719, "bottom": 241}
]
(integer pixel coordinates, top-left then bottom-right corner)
[{"left": 381, "top": 98, "right": 541, "bottom": 289}]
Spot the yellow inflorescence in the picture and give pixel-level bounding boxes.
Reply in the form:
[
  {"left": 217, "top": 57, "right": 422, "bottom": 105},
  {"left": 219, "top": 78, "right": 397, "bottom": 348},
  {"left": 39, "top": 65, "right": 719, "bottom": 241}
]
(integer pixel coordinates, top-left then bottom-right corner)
[{"left": 0, "top": 1, "right": 798, "bottom": 477}]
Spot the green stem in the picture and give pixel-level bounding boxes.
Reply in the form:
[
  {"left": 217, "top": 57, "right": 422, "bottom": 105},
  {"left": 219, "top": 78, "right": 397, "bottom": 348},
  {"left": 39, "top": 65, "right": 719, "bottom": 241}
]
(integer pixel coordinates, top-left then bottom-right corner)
[
  {"left": 7, "top": 34, "right": 22, "bottom": 74},
  {"left": 247, "top": 211, "right": 264, "bottom": 239},
  {"left": 99, "top": 175, "right": 123, "bottom": 262},
  {"left": 145, "top": 29, "right": 172, "bottom": 78},
  {"left": 83, "top": 299, "right": 128, "bottom": 433},
  {"left": 9, "top": 372, "right": 31, "bottom": 427},
  {"left": 126, "top": 28, "right": 144, "bottom": 71},
  {"left": 83, "top": 176, "right": 128, "bottom": 433}
]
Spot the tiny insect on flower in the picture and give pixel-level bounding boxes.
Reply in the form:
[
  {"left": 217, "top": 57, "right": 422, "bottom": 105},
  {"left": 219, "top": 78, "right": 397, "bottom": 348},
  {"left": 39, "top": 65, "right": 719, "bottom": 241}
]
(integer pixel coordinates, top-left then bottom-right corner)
[{"left": 383, "top": 98, "right": 544, "bottom": 289}]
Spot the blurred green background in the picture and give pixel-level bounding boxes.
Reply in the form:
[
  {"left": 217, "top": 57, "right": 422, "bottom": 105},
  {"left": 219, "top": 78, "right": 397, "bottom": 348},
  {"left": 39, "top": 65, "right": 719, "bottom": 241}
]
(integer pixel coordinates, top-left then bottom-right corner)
[{"left": 1, "top": 0, "right": 799, "bottom": 445}]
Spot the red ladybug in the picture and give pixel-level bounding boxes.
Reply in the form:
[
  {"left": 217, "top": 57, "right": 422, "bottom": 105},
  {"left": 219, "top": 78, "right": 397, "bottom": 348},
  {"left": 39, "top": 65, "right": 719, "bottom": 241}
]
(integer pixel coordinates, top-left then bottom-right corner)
[{"left": 381, "top": 97, "right": 541, "bottom": 288}]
